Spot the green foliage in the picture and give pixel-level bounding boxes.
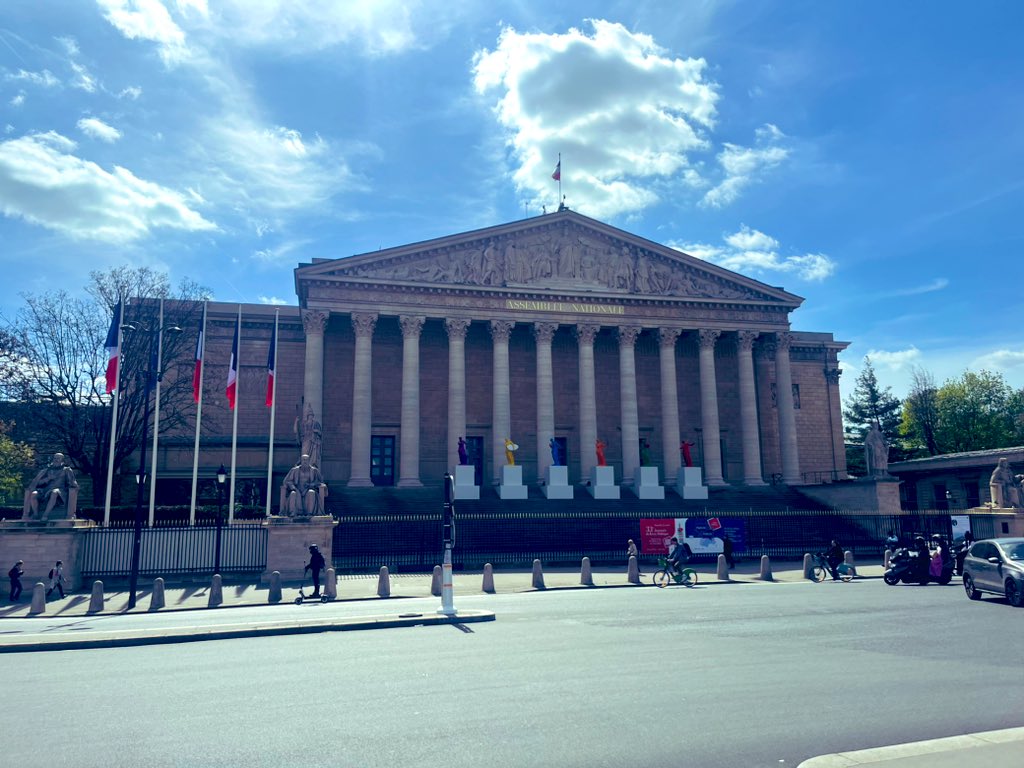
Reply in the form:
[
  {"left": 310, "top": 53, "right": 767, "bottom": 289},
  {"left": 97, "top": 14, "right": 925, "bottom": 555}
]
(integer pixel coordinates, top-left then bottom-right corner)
[
  {"left": 933, "top": 370, "right": 1021, "bottom": 453},
  {"left": 899, "top": 367, "right": 940, "bottom": 456},
  {"left": 843, "top": 358, "right": 905, "bottom": 467},
  {"left": 0, "top": 421, "right": 33, "bottom": 504}
]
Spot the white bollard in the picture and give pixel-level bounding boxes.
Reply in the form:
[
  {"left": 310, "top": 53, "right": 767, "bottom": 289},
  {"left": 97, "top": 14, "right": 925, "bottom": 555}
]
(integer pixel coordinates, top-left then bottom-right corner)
[
  {"left": 482, "top": 563, "right": 495, "bottom": 593},
  {"left": 531, "top": 559, "right": 545, "bottom": 589},
  {"left": 883, "top": 549, "right": 892, "bottom": 570},
  {"left": 431, "top": 565, "right": 443, "bottom": 597},
  {"left": 803, "top": 552, "right": 814, "bottom": 579},
  {"left": 759, "top": 555, "right": 774, "bottom": 581},
  {"left": 437, "top": 545, "right": 455, "bottom": 616},
  {"left": 29, "top": 583, "right": 46, "bottom": 614},
  {"left": 627, "top": 555, "right": 640, "bottom": 584},
  {"left": 325, "top": 568, "right": 337, "bottom": 599},
  {"left": 377, "top": 566, "right": 391, "bottom": 598},
  {"left": 844, "top": 550, "right": 855, "bottom": 566},
  {"left": 716, "top": 553, "right": 730, "bottom": 581},
  {"left": 581, "top": 557, "right": 594, "bottom": 586},
  {"left": 268, "top": 571, "right": 282, "bottom": 604},
  {"left": 149, "top": 577, "right": 165, "bottom": 611},
  {"left": 88, "top": 580, "right": 105, "bottom": 613},
  {"left": 208, "top": 574, "right": 223, "bottom": 607}
]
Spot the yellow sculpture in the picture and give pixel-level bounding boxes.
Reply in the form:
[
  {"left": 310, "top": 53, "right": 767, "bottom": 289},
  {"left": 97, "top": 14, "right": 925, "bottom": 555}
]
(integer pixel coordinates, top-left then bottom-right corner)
[{"left": 504, "top": 438, "right": 519, "bottom": 466}]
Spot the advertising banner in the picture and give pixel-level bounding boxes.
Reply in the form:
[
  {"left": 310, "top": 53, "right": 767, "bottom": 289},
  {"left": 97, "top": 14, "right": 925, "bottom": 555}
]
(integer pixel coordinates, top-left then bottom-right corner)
[
  {"left": 639, "top": 517, "right": 747, "bottom": 555},
  {"left": 640, "top": 518, "right": 676, "bottom": 554}
]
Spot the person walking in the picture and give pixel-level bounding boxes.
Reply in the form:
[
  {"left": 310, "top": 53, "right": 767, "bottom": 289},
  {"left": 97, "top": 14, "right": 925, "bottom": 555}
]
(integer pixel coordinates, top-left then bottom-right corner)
[
  {"left": 626, "top": 539, "right": 640, "bottom": 575},
  {"left": 8, "top": 560, "right": 24, "bottom": 602},
  {"left": 46, "top": 560, "right": 66, "bottom": 600},
  {"left": 304, "top": 545, "right": 326, "bottom": 598}
]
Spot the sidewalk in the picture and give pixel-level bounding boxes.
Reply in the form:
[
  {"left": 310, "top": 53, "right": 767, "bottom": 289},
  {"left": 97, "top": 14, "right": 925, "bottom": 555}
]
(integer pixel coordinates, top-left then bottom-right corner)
[
  {"left": 797, "top": 726, "right": 1024, "bottom": 767},
  {"left": 0, "top": 558, "right": 886, "bottom": 619}
]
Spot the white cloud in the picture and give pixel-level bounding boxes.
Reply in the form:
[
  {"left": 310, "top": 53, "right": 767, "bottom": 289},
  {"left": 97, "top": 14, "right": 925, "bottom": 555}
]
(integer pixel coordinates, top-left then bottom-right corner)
[
  {"left": 77, "top": 117, "right": 122, "bottom": 143},
  {"left": 676, "top": 224, "right": 835, "bottom": 281},
  {"left": 885, "top": 278, "right": 949, "bottom": 297},
  {"left": 5, "top": 69, "right": 60, "bottom": 88},
  {"left": 971, "top": 349, "right": 1024, "bottom": 373},
  {"left": 866, "top": 347, "right": 923, "bottom": 370},
  {"left": 258, "top": 295, "right": 289, "bottom": 305},
  {"left": 69, "top": 61, "right": 98, "bottom": 93},
  {"left": 118, "top": 86, "right": 143, "bottom": 100},
  {"left": 701, "top": 125, "right": 789, "bottom": 208},
  {"left": 10, "top": 93, "right": 25, "bottom": 107},
  {"left": 96, "top": 0, "right": 191, "bottom": 63},
  {"left": 473, "top": 20, "right": 719, "bottom": 219},
  {"left": 251, "top": 238, "right": 312, "bottom": 266},
  {"left": 0, "top": 131, "right": 215, "bottom": 242}
]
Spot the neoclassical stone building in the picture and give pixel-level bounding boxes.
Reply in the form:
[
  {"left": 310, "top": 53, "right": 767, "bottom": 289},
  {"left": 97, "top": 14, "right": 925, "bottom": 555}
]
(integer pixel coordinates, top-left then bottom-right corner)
[{"left": 162, "top": 210, "right": 848, "bottom": 500}]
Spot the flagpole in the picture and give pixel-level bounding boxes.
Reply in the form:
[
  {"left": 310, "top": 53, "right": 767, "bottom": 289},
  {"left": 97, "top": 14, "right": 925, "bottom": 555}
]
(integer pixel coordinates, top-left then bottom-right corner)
[
  {"left": 189, "top": 301, "right": 207, "bottom": 525},
  {"left": 228, "top": 305, "right": 241, "bottom": 524},
  {"left": 103, "top": 301, "right": 123, "bottom": 526},
  {"left": 266, "top": 310, "right": 279, "bottom": 518},
  {"left": 147, "top": 299, "right": 164, "bottom": 527}
]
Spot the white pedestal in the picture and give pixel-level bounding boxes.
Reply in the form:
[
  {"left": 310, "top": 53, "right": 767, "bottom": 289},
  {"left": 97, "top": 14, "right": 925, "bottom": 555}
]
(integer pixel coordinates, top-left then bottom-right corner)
[
  {"left": 633, "top": 466, "right": 665, "bottom": 499},
  {"left": 453, "top": 465, "right": 479, "bottom": 500},
  {"left": 543, "top": 465, "right": 574, "bottom": 499},
  {"left": 676, "top": 466, "right": 708, "bottom": 500},
  {"left": 587, "top": 466, "right": 620, "bottom": 500},
  {"left": 499, "top": 465, "right": 528, "bottom": 499}
]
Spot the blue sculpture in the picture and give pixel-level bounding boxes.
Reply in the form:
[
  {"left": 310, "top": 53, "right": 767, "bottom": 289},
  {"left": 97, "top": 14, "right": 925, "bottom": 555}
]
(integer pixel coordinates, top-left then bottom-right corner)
[{"left": 549, "top": 438, "right": 561, "bottom": 466}]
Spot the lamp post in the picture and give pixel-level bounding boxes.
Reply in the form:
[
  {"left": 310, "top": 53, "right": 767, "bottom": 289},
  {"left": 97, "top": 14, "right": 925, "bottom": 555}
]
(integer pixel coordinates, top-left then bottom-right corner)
[
  {"left": 215, "top": 464, "right": 226, "bottom": 574},
  {"left": 125, "top": 318, "right": 181, "bottom": 610}
]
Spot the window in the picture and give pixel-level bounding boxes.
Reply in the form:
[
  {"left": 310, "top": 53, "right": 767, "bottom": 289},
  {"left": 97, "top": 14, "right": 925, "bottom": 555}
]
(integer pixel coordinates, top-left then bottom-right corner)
[{"left": 370, "top": 435, "right": 395, "bottom": 486}]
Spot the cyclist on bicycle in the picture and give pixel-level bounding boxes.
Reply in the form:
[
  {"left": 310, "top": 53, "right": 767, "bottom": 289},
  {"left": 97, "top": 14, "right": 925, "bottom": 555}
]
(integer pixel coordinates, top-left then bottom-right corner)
[
  {"left": 666, "top": 536, "right": 689, "bottom": 577},
  {"left": 824, "top": 539, "right": 844, "bottom": 581}
]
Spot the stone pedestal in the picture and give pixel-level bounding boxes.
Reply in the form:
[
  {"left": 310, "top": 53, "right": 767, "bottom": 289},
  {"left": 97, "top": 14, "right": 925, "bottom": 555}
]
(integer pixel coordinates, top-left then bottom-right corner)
[
  {"left": 499, "top": 465, "right": 528, "bottom": 500},
  {"left": 453, "top": 465, "right": 479, "bottom": 500},
  {"left": 261, "top": 515, "right": 337, "bottom": 583},
  {"left": 632, "top": 466, "right": 665, "bottom": 499},
  {"left": 0, "top": 519, "right": 95, "bottom": 591},
  {"left": 677, "top": 466, "right": 709, "bottom": 500},
  {"left": 543, "top": 465, "right": 574, "bottom": 500},
  {"left": 587, "top": 466, "right": 620, "bottom": 500}
]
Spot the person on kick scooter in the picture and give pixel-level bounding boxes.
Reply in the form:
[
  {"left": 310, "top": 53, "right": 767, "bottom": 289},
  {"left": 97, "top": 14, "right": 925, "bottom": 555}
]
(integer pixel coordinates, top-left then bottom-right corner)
[{"left": 304, "top": 545, "right": 326, "bottom": 598}]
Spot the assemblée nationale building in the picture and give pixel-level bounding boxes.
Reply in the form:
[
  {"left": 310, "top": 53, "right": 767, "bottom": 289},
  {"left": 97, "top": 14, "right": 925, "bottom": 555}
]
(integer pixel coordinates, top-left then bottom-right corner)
[{"left": 160, "top": 209, "right": 848, "bottom": 501}]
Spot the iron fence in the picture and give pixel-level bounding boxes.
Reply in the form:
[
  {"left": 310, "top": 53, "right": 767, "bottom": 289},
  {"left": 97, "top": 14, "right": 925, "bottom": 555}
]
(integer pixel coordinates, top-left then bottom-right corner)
[{"left": 79, "top": 523, "right": 267, "bottom": 578}]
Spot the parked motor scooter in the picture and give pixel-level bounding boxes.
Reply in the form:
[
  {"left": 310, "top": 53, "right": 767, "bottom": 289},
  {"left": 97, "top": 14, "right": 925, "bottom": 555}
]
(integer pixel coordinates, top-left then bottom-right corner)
[{"left": 884, "top": 547, "right": 929, "bottom": 585}]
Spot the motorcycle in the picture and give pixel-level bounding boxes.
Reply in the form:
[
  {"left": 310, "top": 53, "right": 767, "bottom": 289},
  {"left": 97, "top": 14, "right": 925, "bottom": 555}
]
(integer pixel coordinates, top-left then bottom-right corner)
[{"left": 884, "top": 547, "right": 954, "bottom": 586}]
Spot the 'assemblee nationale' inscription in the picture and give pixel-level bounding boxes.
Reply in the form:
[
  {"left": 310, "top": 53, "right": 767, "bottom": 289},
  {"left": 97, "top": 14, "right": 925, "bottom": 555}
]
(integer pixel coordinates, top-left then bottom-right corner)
[{"left": 505, "top": 299, "right": 625, "bottom": 315}]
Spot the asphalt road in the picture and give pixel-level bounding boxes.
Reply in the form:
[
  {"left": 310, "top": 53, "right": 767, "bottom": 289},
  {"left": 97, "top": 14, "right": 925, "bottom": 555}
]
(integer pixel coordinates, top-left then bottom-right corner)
[{"left": 3, "top": 579, "right": 1022, "bottom": 768}]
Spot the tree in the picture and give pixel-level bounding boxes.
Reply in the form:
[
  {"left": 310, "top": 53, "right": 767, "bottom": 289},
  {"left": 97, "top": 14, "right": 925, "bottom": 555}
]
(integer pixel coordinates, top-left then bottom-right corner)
[
  {"left": 900, "top": 366, "right": 940, "bottom": 456},
  {"left": 0, "top": 420, "right": 33, "bottom": 505},
  {"left": 5, "top": 267, "right": 211, "bottom": 505},
  {"left": 933, "top": 370, "right": 1019, "bottom": 453},
  {"left": 843, "top": 357, "right": 904, "bottom": 474}
]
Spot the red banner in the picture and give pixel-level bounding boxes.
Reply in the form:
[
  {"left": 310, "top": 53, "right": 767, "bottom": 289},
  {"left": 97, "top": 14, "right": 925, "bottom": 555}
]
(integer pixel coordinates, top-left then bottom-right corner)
[{"left": 640, "top": 518, "right": 676, "bottom": 554}]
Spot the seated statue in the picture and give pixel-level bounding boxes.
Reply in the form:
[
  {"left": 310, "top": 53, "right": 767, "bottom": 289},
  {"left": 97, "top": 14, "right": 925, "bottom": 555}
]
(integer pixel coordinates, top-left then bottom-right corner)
[
  {"left": 25, "top": 453, "right": 78, "bottom": 520},
  {"left": 280, "top": 454, "right": 328, "bottom": 517},
  {"left": 989, "top": 457, "right": 1019, "bottom": 508}
]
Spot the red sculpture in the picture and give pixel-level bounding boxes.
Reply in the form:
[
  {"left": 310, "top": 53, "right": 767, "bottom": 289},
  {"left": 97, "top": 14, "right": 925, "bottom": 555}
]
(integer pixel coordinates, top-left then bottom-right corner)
[
  {"left": 595, "top": 439, "right": 607, "bottom": 467},
  {"left": 680, "top": 440, "right": 694, "bottom": 468}
]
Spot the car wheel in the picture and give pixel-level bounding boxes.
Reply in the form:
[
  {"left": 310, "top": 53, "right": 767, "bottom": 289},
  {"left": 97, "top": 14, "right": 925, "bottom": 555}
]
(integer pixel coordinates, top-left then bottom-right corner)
[
  {"left": 963, "top": 574, "right": 981, "bottom": 601},
  {"left": 1006, "top": 579, "right": 1024, "bottom": 607}
]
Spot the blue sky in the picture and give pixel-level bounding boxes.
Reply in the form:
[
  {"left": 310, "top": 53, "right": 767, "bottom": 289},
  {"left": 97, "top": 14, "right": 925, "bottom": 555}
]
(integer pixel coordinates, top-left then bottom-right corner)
[{"left": 2, "top": 1, "right": 1023, "bottom": 403}]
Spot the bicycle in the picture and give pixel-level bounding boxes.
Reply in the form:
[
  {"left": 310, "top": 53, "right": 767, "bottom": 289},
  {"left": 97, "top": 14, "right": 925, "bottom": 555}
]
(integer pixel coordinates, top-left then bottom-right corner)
[
  {"left": 810, "top": 552, "right": 855, "bottom": 582},
  {"left": 653, "top": 557, "right": 698, "bottom": 588}
]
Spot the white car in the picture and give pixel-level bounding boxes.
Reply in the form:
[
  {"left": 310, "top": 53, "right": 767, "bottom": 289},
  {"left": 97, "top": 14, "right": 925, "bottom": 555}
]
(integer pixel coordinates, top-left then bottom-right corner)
[{"left": 962, "top": 537, "right": 1024, "bottom": 606}]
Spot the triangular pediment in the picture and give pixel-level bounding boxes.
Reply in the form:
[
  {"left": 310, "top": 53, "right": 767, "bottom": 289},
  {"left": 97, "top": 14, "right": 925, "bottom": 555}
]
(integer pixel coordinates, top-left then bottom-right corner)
[{"left": 297, "top": 211, "right": 802, "bottom": 307}]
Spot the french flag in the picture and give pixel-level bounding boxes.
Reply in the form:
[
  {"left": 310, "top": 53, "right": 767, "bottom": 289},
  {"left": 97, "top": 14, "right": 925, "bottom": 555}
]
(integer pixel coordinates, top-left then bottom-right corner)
[
  {"left": 226, "top": 315, "right": 240, "bottom": 410},
  {"left": 265, "top": 321, "right": 277, "bottom": 407},
  {"left": 551, "top": 159, "right": 561, "bottom": 181},
  {"left": 192, "top": 325, "right": 204, "bottom": 403},
  {"left": 104, "top": 302, "right": 121, "bottom": 394}
]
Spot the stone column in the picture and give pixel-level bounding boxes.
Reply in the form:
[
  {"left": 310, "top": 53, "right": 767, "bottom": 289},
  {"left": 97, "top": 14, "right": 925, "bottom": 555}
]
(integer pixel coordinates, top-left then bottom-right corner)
[
  {"left": 301, "top": 309, "right": 329, "bottom": 427},
  {"left": 658, "top": 327, "right": 683, "bottom": 482},
  {"left": 576, "top": 324, "right": 600, "bottom": 479},
  {"left": 698, "top": 329, "right": 725, "bottom": 486},
  {"left": 775, "top": 332, "right": 802, "bottom": 484},
  {"left": 534, "top": 322, "right": 558, "bottom": 480},
  {"left": 737, "top": 331, "right": 766, "bottom": 485},
  {"left": 397, "top": 315, "right": 425, "bottom": 488},
  {"left": 618, "top": 326, "right": 642, "bottom": 485},
  {"left": 347, "top": 313, "right": 377, "bottom": 487},
  {"left": 825, "top": 365, "right": 846, "bottom": 478},
  {"left": 445, "top": 318, "right": 471, "bottom": 472},
  {"left": 490, "top": 320, "right": 514, "bottom": 484}
]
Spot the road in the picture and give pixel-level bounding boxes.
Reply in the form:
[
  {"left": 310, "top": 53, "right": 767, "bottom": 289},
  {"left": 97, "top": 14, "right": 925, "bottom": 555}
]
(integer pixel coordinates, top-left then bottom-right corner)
[{"left": 3, "top": 579, "right": 1022, "bottom": 768}]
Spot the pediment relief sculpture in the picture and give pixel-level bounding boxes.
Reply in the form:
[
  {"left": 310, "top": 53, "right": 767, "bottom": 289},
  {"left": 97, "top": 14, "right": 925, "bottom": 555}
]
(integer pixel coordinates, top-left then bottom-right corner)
[{"left": 336, "top": 230, "right": 766, "bottom": 302}]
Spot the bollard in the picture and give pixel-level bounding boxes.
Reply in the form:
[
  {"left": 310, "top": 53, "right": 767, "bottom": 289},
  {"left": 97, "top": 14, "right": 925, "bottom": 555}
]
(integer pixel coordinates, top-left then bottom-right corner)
[
  {"left": 844, "top": 550, "right": 857, "bottom": 578},
  {"left": 268, "top": 571, "right": 282, "bottom": 604},
  {"left": 580, "top": 556, "right": 594, "bottom": 586},
  {"left": 803, "top": 552, "right": 814, "bottom": 579},
  {"left": 325, "top": 568, "right": 337, "bottom": 599},
  {"left": 482, "top": 563, "right": 495, "bottom": 593},
  {"left": 431, "top": 565, "right": 443, "bottom": 597},
  {"left": 29, "top": 583, "right": 46, "bottom": 615},
  {"left": 149, "top": 578, "right": 165, "bottom": 611},
  {"left": 627, "top": 555, "right": 640, "bottom": 584},
  {"left": 883, "top": 549, "right": 892, "bottom": 570},
  {"left": 377, "top": 566, "right": 391, "bottom": 598},
  {"left": 531, "top": 559, "right": 545, "bottom": 589},
  {"left": 716, "top": 553, "right": 730, "bottom": 581},
  {"left": 759, "top": 555, "right": 774, "bottom": 581},
  {"left": 208, "top": 574, "right": 223, "bottom": 607},
  {"left": 87, "top": 580, "right": 105, "bottom": 613}
]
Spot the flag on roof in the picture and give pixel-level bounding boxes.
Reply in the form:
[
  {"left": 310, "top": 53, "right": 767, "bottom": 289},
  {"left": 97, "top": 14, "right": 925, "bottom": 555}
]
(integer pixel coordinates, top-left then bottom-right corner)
[
  {"left": 551, "top": 159, "right": 561, "bottom": 181},
  {"left": 104, "top": 302, "right": 122, "bottom": 394}
]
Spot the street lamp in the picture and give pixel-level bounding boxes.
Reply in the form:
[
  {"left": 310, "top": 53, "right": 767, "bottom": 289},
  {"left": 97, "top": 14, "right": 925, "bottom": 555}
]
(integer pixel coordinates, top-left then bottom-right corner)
[
  {"left": 215, "top": 464, "right": 226, "bottom": 574},
  {"left": 125, "top": 318, "right": 181, "bottom": 610}
]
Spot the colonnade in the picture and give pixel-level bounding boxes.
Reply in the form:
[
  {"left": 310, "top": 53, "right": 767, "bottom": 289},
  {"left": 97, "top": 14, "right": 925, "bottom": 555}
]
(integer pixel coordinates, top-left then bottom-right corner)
[{"left": 299, "top": 311, "right": 802, "bottom": 488}]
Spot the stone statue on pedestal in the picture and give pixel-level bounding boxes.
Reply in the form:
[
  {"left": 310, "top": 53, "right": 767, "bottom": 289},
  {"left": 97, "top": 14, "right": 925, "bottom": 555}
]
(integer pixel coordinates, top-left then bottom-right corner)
[
  {"left": 680, "top": 440, "right": 694, "bottom": 468},
  {"left": 295, "top": 404, "right": 322, "bottom": 469},
  {"left": 282, "top": 454, "right": 327, "bottom": 517},
  {"left": 864, "top": 422, "right": 889, "bottom": 477},
  {"left": 25, "top": 453, "right": 78, "bottom": 520},
  {"left": 595, "top": 439, "right": 607, "bottom": 467},
  {"left": 457, "top": 437, "right": 468, "bottom": 466},
  {"left": 640, "top": 439, "right": 651, "bottom": 467},
  {"left": 549, "top": 438, "right": 561, "bottom": 467},
  {"left": 504, "top": 438, "right": 518, "bottom": 466},
  {"left": 989, "top": 457, "right": 1020, "bottom": 508}
]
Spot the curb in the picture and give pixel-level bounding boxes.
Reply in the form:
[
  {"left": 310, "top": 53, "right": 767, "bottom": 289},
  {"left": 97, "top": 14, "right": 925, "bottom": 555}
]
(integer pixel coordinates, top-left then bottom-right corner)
[
  {"left": 0, "top": 609, "right": 496, "bottom": 653},
  {"left": 797, "top": 726, "right": 1024, "bottom": 767}
]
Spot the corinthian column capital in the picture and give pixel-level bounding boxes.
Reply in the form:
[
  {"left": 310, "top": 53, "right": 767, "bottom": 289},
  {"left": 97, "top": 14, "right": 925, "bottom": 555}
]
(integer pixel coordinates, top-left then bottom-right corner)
[
  {"left": 350, "top": 312, "right": 378, "bottom": 338},
  {"left": 658, "top": 327, "right": 682, "bottom": 348},
  {"left": 489, "top": 319, "right": 515, "bottom": 343},
  {"left": 575, "top": 323, "right": 600, "bottom": 345},
  {"left": 302, "top": 309, "right": 329, "bottom": 335},
  {"left": 445, "top": 317, "right": 471, "bottom": 341},
  {"left": 698, "top": 329, "right": 721, "bottom": 350},
  {"left": 776, "top": 331, "right": 794, "bottom": 352},
  {"left": 399, "top": 315, "right": 425, "bottom": 339},
  {"left": 737, "top": 330, "right": 759, "bottom": 352},
  {"left": 617, "top": 325, "right": 642, "bottom": 346},
  {"left": 533, "top": 321, "right": 559, "bottom": 345}
]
